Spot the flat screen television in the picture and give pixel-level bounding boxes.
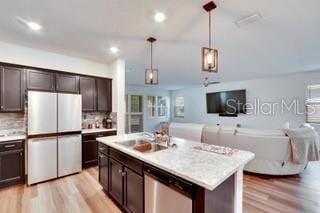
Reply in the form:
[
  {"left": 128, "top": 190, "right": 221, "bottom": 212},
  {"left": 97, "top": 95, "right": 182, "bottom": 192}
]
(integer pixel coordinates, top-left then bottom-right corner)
[{"left": 206, "top": 90, "right": 246, "bottom": 115}]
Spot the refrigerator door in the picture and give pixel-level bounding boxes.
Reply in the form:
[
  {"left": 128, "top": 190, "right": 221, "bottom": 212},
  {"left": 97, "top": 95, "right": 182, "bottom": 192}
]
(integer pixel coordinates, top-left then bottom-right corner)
[
  {"left": 28, "top": 91, "right": 57, "bottom": 135},
  {"left": 27, "top": 137, "right": 57, "bottom": 185},
  {"left": 58, "top": 93, "right": 82, "bottom": 132},
  {"left": 58, "top": 134, "right": 82, "bottom": 177}
]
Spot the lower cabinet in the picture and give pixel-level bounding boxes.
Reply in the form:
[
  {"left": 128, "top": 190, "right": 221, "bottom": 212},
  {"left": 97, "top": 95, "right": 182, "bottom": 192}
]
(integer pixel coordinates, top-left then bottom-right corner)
[
  {"left": 109, "top": 158, "right": 124, "bottom": 205},
  {"left": 98, "top": 152, "right": 109, "bottom": 192},
  {"left": 82, "top": 131, "right": 117, "bottom": 168},
  {"left": 98, "top": 143, "right": 144, "bottom": 213},
  {"left": 0, "top": 140, "right": 25, "bottom": 188},
  {"left": 123, "top": 167, "right": 144, "bottom": 213}
]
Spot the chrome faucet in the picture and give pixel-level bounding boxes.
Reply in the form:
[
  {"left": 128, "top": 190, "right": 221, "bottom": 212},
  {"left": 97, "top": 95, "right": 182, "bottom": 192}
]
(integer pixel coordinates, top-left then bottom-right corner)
[{"left": 142, "top": 132, "right": 157, "bottom": 142}]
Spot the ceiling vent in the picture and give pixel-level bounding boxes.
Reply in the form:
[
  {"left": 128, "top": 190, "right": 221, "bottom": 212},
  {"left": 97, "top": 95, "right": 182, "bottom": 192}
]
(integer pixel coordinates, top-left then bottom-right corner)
[{"left": 235, "top": 13, "right": 263, "bottom": 28}]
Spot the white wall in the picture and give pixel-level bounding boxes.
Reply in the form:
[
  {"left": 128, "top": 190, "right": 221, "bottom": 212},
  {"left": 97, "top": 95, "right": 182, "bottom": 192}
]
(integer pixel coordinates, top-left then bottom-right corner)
[
  {"left": 110, "top": 59, "right": 126, "bottom": 134},
  {"left": 126, "top": 84, "right": 171, "bottom": 132},
  {"left": 171, "top": 70, "right": 320, "bottom": 129},
  {"left": 0, "top": 41, "right": 112, "bottom": 78}
]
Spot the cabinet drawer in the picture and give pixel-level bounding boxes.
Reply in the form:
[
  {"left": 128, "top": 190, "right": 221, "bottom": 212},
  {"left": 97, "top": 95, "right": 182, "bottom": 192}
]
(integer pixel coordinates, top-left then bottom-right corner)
[
  {"left": 98, "top": 143, "right": 109, "bottom": 156},
  {"left": 0, "top": 140, "right": 24, "bottom": 152},
  {"left": 110, "top": 148, "right": 143, "bottom": 175}
]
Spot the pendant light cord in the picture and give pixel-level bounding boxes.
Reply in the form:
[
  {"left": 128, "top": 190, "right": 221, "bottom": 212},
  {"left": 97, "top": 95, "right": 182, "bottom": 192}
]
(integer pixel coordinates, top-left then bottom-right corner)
[
  {"left": 209, "top": 11, "right": 211, "bottom": 49},
  {"left": 150, "top": 42, "right": 153, "bottom": 69}
]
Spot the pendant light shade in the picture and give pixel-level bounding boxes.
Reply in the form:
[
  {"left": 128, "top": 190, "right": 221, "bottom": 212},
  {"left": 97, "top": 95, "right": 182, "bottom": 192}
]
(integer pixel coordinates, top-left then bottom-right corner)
[
  {"left": 145, "top": 37, "right": 159, "bottom": 85},
  {"left": 202, "top": 1, "right": 218, "bottom": 72}
]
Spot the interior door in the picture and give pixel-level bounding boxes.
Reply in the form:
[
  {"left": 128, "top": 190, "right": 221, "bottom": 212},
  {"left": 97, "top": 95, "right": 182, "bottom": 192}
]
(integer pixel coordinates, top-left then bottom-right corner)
[
  {"left": 58, "top": 93, "right": 82, "bottom": 132},
  {"left": 27, "top": 137, "right": 57, "bottom": 185},
  {"left": 28, "top": 91, "right": 57, "bottom": 135},
  {"left": 58, "top": 134, "right": 81, "bottom": 177}
]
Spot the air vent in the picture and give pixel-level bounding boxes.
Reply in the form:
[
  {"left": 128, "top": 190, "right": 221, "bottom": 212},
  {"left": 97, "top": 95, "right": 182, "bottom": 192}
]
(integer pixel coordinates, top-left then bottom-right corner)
[{"left": 235, "top": 13, "right": 263, "bottom": 28}]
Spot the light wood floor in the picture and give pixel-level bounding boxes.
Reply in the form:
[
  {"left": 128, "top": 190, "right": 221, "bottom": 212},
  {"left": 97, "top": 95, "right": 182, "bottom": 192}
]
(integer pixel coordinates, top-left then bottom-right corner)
[{"left": 0, "top": 162, "right": 319, "bottom": 213}]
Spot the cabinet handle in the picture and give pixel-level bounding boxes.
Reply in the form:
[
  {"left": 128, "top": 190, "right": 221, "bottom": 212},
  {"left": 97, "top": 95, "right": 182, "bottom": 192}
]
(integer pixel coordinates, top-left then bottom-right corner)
[
  {"left": 4, "top": 144, "right": 16, "bottom": 148},
  {"left": 122, "top": 172, "right": 126, "bottom": 177},
  {"left": 118, "top": 169, "right": 122, "bottom": 174},
  {"left": 0, "top": 105, "right": 3, "bottom": 109},
  {"left": 20, "top": 152, "right": 23, "bottom": 157}
]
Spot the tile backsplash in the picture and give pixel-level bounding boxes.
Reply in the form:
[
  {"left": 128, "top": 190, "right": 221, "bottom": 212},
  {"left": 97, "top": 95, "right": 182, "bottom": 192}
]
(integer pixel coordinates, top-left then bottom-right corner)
[
  {"left": 0, "top": 113, "right": 26, "bottom": 135},
  {"left": 82, "top": 112, "right": 117, "bottom": 129}
]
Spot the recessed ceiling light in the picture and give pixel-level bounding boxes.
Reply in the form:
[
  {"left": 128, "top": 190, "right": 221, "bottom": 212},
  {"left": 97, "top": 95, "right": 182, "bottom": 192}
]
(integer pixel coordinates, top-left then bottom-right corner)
[
  {"left": 154, "top": 12, "right": 166, "bottom": 23},
  {"left": 110, "top": 46, "right": 119, "bottom": 54},
  {"left": 27, "top": 22, "right": 42, "bottom": 31},
  {"left": 15, "top": 16, "right": 42, "bottom": 31}
]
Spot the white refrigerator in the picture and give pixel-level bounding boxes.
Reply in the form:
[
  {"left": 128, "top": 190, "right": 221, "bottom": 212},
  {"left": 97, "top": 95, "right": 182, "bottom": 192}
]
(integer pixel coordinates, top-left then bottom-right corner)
[{"left": 27, "top": 91, "right": 82, "bottom": 185}]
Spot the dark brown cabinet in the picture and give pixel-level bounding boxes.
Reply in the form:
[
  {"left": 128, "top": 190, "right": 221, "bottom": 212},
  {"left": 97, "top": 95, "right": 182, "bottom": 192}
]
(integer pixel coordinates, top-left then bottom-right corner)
[
  {"left": 109, "top": 158, "right": 124, "bottom": 206},
  {"left": 56, "top": 73, "right": 79, "bottom": 93},
  {"left": 99, "top": 144, "right": 144, "bottom": 213},
  {"left": 0, "top": 66, "right": 25, "bottom": 112},
  {"left": 123, "top": 167, "right": 144, "bottom": 213},
  {"left": 82, "top": 131, "right": 117, "bottom": 168},
  {"left": 80, "top": 77, "right": 96, "bottom": 111},
  {"left": 98, "top": 152, "right": 109, "bottom": 192},
  {"left": 0, "top": 140, "right": 25, "bottom": 188},
  {"left": 27, "top": 69, "right": 55, "bottom": 91},
  {"left": 97, "top": 78, "right": 112, "bottom": 112}
]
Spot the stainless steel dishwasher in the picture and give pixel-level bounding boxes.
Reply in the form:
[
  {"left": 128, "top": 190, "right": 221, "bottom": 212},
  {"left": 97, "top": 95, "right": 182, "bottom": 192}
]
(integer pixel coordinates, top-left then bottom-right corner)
[{"left": 144, "top": 165, "right": 193, "bottom": 213}]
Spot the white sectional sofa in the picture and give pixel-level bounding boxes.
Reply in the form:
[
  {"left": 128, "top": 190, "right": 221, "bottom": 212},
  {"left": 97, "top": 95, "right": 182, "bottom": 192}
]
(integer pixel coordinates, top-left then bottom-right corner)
[{"left": 169, "top": 123, "right": 308, "bottom": 175}]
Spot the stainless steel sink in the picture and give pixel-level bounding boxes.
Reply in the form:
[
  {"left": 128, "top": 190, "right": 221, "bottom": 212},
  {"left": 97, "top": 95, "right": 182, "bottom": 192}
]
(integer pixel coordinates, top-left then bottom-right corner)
[
  {"left": 133, "top": 143, "right": 167, "bottom": 153},
  {"left": 116, "top": 139, "right": 150, "bottom": 147},
  {"left": 116, "top": 138, "right": 167, "bottom": 153}
]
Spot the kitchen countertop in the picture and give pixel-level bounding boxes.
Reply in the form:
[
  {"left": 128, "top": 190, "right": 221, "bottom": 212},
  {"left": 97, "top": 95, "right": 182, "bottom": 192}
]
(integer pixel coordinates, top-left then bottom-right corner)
[
  {"left": 0, "top": 135, "right": 26, "bottom": 142},
  {"left": 82, "top": 128, "right": 117, "bottom": 134},
  {"left": 97, "top": 134, "right": 254, "bottom": 191}
]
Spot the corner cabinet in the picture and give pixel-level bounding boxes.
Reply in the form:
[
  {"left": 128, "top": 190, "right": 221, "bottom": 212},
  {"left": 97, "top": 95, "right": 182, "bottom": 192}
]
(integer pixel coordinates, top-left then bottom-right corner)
[
  {"left": 98, "top": 143, "right": 144, "bottom": 213},
  {"left": 0, "top": 66, "right": 25, "bottom": 112},
  {"left": 0, "top": 140, "right": 25, "bottom": 188},
  {"left": 80, "top": 77, "right": 96, "bottom": 112},
  {"left": 97, "top": 78, "right": 112, "bottom": 112}
]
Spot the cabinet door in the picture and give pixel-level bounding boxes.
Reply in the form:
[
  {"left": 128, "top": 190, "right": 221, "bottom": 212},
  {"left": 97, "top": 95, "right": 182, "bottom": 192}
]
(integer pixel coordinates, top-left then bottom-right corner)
[
  {"left": 0, "top": 66, "right": 25, "bottom": 112},
  {"left": 27, "top": 69, "right": 55, "bottom": 91},
  {"left": 82, "top": 140, "right": 98, "bottom": 167},
  {"left": 124, "top": 167, "right": 143, "bottom": 213},
  {"left": 98, "top": 153, "right": 109, "bottom": 192},
  {"left": 56, "top": 73, "right": 79, "bottom": 93},
  {"left": 97, "top": 78, "right": 112, "bottom": 112},
  {"left": 109, "top": 158, "right": 123, "bottom": 206},
  {"left": 80, "top": 77, "right": 96, "bottom": 111},
  {"left": 0, "top": 149, "right": 24, "bottom": 186}
]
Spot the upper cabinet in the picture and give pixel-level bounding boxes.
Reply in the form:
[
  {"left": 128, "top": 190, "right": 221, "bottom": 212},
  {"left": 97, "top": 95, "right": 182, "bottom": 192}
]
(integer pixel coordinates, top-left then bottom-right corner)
[
  {"left": 97, "top": 78, "right": 112, "bottom": 112},
  {"left": 0, "top": 66, "right": 25, "bottom": 112},
  {"left": 56, "top": 73, "right": 79, "bottom": 93},
  {"left": 27, "top": 69, "right": 55, "bottom": 91},
  {"left": 80, "top": 77, "right": 96, "bottom": 112}
]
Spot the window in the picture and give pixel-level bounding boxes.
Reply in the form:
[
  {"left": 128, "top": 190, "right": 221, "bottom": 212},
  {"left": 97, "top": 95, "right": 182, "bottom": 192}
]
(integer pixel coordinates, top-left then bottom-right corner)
[
  {"left": 147, "top": 96, "right": 167, "bottom": 118},
  {"left": 174, "top": 96, "right": 184, "bottom": 117},
  {"left": 306, "top": 85, "right": 320, "bottom": 123},
  {"left": 125, "top": 95, "right": 143, "bottom": 133}
]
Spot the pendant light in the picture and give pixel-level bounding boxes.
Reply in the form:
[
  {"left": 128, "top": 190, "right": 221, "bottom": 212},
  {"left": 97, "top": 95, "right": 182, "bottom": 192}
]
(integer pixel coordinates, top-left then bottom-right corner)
[
  {"left": 145, "top": 37, "right": 159, "bottom": 85},
  {"left": 202, "top": 1, "right": 218, "bottom": 72}
]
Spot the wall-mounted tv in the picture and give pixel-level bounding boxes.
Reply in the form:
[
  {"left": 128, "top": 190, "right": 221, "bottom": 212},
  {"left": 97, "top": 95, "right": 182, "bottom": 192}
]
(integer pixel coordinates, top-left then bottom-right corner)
[{"left": 206, "top": 90, "right": 246, "bottom": 115}]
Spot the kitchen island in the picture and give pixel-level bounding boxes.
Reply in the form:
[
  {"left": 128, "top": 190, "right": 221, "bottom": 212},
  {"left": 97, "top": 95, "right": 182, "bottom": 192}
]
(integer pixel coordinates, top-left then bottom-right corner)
[{"left": 97, "top": 134, "right": 254, "bottom": 213}]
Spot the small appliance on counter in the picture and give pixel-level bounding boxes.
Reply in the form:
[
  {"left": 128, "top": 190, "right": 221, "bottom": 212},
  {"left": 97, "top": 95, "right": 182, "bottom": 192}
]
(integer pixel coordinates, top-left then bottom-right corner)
[{"left": 103, "top": 116, "right": 113, "bottom": 129}]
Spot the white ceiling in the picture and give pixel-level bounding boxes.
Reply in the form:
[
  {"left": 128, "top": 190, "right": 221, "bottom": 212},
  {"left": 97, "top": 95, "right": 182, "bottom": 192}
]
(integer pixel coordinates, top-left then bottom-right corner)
[{"left": 0, "top": 0, "right": 320, "bottom": 89}]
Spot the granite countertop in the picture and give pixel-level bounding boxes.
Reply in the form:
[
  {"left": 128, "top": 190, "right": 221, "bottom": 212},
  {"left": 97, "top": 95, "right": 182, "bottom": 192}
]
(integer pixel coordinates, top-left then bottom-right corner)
[
  {"left": 81, "top": 128, "right": 117, "bottom": 134},
  {"left": 97, "top": 134, "right": 255, "bottom": 191},
  {"left": 0, "top": 135, "right": 26, "bottom": 142}
]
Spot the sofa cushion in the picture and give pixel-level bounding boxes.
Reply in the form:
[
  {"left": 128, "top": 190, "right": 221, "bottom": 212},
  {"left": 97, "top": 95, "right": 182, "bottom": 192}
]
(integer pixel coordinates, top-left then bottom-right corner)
[{"left": 236, "top": 128, "right": 286, "bottom": 137}]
